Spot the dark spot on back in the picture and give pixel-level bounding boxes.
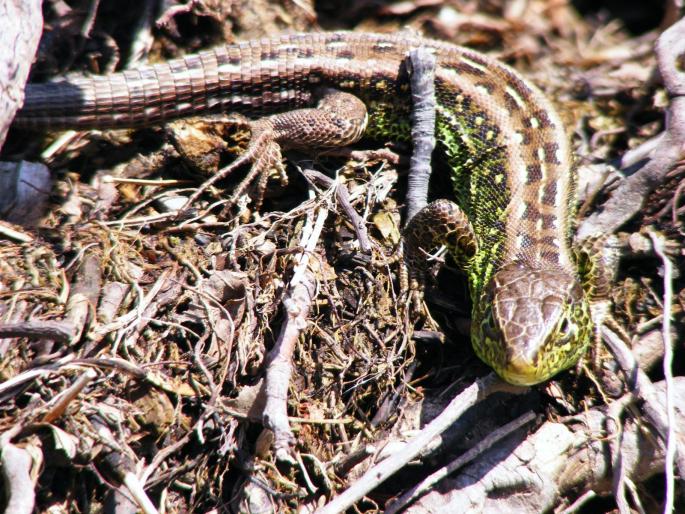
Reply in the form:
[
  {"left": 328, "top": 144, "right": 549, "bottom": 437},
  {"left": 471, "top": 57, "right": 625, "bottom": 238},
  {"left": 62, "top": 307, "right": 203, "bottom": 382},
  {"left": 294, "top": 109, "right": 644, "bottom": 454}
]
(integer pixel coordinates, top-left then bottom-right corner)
[
  {"left": 490, "top": 162, "right": 506, "bottom": 177},
  {"left": 542, "top": 252, "right": 560, "bottom": 264},
  {"left": 503, "top": 92, "right": 518, "bottom": 111},
  {"left": 543, "top": 142, "right": 561, "bottom": 165},
  {"left": 474, "top": 119, "right": 499, "bottom": 141},
  {"left": 541, "top": 214, "right": 556, "bottom": 229},
  {"left": 522, "top": 205, "right": 539, "bottom": 221},
  {"left": 297, "top": 47, "right": 314, "bottom": 59},
  {"left": 446, "top": 62, "right": 486, "bottom": 77},
  {"left": 535, "top": 109, "right": 552, "bottom": 128},
  {"left": 526, "top": 164, "right": 542, "bottom": 184},
  {"left": 462, "top": 52, "right": 490, "bottom": 68},
  {"left": 446, "top": 231, "right": 459, "bottom": 248},
  {"left": 506, "top": 75, "right": 533, "bottom": 102},
  {"left": 521, "top": 234, "right": 535, "bottom": 248},
  {"left": 518, "top": 130, "right": 532, "bottom": 146},
  {"left": 260, "top": 50, "right": 278, "bottom": 61},
  {"left": 541, "top": 182, "right": 557, "bottom": 206},
  {"left": 336, "top": 49, "right": 355, "bottom": 60}
]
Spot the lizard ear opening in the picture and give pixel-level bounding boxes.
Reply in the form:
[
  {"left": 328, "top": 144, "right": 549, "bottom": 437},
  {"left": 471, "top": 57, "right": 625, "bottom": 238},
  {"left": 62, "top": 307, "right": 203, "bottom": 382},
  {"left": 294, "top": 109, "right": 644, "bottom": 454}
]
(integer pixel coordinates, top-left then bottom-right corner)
[{"left": 556, "top": 316, "right": 577, "bottom": 344}]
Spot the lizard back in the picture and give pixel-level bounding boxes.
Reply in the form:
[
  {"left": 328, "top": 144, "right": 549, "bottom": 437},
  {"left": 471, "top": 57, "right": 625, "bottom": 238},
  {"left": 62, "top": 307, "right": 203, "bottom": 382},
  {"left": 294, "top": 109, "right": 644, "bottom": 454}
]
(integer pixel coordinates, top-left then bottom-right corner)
[{"left": 15, "top": 32, "right": 574, "bottom": 283}]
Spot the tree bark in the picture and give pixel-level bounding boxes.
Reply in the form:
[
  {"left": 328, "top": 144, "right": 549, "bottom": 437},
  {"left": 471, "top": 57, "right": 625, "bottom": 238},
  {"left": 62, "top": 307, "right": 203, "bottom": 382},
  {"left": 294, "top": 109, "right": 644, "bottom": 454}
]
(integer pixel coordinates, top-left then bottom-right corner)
[{"left": 0, "top": 0, "right": 43, "bottom": 150}]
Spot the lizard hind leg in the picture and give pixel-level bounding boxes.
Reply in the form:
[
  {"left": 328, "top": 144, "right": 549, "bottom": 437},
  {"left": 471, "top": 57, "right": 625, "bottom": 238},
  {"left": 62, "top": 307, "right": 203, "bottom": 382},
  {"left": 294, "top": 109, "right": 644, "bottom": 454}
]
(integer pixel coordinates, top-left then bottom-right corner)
[
  {"left": 179, "top": 88, "right": 368, "bottom": 216},
  {"left": 272, "top": 88, "right": 369, "bottom": 148}
]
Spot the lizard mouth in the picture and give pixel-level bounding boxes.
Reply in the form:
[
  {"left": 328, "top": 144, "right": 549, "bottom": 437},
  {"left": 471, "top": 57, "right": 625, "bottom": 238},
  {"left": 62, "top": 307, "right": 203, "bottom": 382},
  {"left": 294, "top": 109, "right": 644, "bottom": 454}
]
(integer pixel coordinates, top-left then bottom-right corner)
[{"left": 497, "top": 355, "right": 546, "bottom": 386}]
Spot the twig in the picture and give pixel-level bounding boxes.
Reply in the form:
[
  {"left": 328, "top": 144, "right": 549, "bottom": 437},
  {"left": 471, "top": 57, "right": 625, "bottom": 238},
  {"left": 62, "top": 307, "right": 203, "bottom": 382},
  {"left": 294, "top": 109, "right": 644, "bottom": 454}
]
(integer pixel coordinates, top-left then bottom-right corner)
[
  {"left": 558, "top": 490, "right": 598, "bottom": 514},
  {"left": 607, "top": 394, "right": 633, "bottom": 514},
  {"left": 386, "top": 410, "right": 536, "bottom": 513},
  {"left": 91, "top": 418, "right": 160, "bottom": 514},
  {"left": 300, "top": 167, "right": 372, "bottom": 252},
  {"left": 262, "top": 205, "right": 327, "bottom": 461},
  {"left": 139, "top": 429, "right": 193, "bottom": 485},
  {"left": 619, "top": 133, "right": 663, "bottom": 169},
  {"left": 97, "top": 282, "right": 129, "bottom": 324},
  {"left": 127, "top": 0, "right": 156, "bottom": 64},
  {"left": 315, "top": 374, "right": 527, "bottom": 514},
  {"left": 0, "top": 253, "right": 103, "bottom": 345},
  {"left": 122, "top": 472, "right": 160, "bottom": 514},
  {"left": 405, "top": 47, "right": 437, "bottom": 223},
  {"left": 0, "top": 221, "right": 33, "bottom": 242},
  {"left": 409, "top": 379, "right": 684, "bottom": 512},
  {"left": 41, "top": 367, "right": 98, "bottom": 423},
  {"left": 0, "top": 321, "right": 75, "bottom": 342},
  {"left": 92, "top": 268, "right": 173, "bottom": 338},
  {"left": 333, "top": 444, "right": 377, "bottom": 477},
  {"left": 648, "top": 230, "right": 676, "bottom": 514},
  {"left": 0, "top": 357, "right": 73, "bottom": 398},
  {"left": 65, "top": 252, "right": 102, "bottom": 343}
]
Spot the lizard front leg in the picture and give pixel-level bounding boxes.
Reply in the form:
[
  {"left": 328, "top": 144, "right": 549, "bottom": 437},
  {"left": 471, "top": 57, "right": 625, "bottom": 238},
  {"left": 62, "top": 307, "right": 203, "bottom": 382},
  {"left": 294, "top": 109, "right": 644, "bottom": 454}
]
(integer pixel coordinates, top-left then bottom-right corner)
[{"left": 403, "top": 199, "right": 478, "bottom": 275}]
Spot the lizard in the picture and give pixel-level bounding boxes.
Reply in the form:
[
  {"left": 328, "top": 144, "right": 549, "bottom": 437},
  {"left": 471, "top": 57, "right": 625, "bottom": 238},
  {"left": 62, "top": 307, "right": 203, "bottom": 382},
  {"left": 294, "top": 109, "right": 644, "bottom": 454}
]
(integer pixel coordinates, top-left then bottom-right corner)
[{"left": 13, "top": 31, "right": 606, "bottom": 385}]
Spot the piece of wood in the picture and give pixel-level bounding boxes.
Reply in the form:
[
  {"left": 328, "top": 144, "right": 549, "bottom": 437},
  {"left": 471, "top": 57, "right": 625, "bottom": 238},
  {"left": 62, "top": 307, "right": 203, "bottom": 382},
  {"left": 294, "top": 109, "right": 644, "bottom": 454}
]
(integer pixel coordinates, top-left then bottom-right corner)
[{"left": 0, "top": 0, "right": 43, "bottom": 149}]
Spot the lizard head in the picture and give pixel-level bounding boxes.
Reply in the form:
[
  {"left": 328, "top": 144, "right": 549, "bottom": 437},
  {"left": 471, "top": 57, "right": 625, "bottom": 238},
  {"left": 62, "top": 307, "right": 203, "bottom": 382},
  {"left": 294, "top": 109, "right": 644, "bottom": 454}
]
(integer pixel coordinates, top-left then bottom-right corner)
[{"left": 472, "top": 261, "right": 593, "bottom": 386}]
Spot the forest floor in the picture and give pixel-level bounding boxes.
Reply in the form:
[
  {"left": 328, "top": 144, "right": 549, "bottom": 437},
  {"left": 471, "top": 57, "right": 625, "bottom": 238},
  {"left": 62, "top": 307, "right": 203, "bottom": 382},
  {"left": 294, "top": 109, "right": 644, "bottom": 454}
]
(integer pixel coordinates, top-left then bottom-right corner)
[{"left": 1, "top": 0, "right": 684, "bottom": 513}]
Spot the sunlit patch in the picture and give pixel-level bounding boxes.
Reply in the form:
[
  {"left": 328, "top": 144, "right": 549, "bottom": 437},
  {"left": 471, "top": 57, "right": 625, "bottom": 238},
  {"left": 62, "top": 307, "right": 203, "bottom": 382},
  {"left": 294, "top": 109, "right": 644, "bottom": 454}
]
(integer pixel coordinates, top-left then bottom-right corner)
[
  {"left": 475, "top": 84, "right": 492, "bottom": 96},
  {"left": 505, "top": 85, "right": 526, "bottom": 108},
  {"left": 339, "top": 80, "right": 357, "bottom": 89},
  {"left": 373, "top": 41, "right": 396, "bottom": 50},
  {"left": 460, "top": 55, "right": 489, "bottom": 73},
  {"left": 325, "top": 40, "right": 348, "bottom": 50}
]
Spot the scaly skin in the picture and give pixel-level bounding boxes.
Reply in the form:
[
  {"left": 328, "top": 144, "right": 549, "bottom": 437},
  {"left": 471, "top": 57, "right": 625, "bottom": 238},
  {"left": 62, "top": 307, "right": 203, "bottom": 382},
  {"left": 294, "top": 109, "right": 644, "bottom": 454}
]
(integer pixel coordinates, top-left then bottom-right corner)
[{"left": 13, "top": 32, "right": 597, "bottom": 384}]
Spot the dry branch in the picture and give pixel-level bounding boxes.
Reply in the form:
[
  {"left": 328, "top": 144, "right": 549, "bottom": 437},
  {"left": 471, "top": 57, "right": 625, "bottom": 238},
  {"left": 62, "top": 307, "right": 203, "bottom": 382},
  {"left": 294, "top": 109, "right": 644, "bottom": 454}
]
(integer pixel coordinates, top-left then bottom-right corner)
[
  {"left": 0, "top": 443, "right": 35, "bottom": 514},
  {"left": 316, "top": 374, "right": 527, "bottom": 514},
  {"left": 263, "top": 206, "right": 327, "bottom": 461},
  {"left": 406, "top": 379, "right": 685, "bottom": 513}
]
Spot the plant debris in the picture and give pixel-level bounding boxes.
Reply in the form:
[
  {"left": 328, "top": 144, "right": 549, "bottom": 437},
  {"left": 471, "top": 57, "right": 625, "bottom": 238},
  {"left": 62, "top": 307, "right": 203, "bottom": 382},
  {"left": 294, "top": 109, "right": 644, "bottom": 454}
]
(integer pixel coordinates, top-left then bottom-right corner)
[{"left": 1, "top": 1, "right": 684, "bottom": 513}]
